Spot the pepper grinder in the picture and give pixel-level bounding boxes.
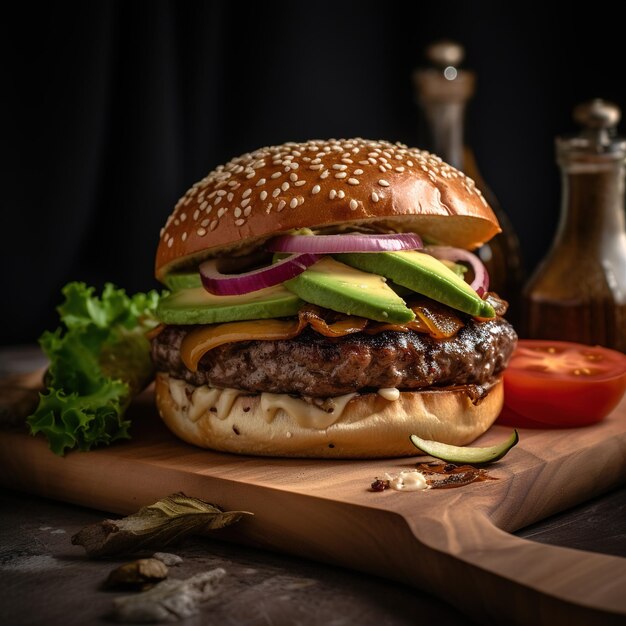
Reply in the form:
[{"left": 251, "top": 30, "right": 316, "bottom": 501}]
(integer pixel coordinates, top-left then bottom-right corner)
[
  {"left": 523, "top": 99, "right": 626, "bottom": 351},
  {"left": 413, "top": 41, "right": 524, "bottom": 325}
]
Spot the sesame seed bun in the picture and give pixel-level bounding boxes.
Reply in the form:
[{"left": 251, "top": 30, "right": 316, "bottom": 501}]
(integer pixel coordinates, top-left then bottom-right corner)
[
  {"left": 155, "top": 138, "right": 501, "bottom": 281},
  {"left": 155, "top": 373, "right": 503, "bottom": 458}
]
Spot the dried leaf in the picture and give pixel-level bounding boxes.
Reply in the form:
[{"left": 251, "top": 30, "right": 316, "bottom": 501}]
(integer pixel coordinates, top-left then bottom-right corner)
[
  {"left": 105, "top": 558, "right": 168, "bottom": 591},
  {"left": 111, "top": 568, "right": 226, "bottom": 623},
  {"left": 72, "top": 493, "right": 253, "bottom": 558}
]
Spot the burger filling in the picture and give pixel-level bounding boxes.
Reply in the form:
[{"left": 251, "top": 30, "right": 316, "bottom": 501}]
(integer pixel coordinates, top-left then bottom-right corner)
[
  {"left": 151, "top": 312, "right": 516, "bottom": 397},
  {"left": 153, "top": 234, "right": 517, "bottom": 404}
]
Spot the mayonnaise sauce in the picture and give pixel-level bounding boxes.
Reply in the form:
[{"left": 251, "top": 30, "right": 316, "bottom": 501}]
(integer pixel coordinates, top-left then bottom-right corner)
[
  {"left": 384, "top": 470, "right": 429, "bottom": 491},
  {"left": 168, "top": 378, "right": 357, "bottom": 430},
  {"left": 377, "top": 387, "right": 400, "bottom": 401}
]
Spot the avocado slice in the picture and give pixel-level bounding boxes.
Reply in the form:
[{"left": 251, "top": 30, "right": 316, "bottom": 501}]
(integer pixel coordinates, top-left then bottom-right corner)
[
  {"left": 284, "top": 257, "right": 415, "bottom": 323},
  {"left": 157, "top": 285, "right": 303, "bottom": 325},
  {"left": 339, "top": 251, "right": 495, "bottom": 318},
  {"left": 164, "top": 271, "right": 202, "bottom": 291}
]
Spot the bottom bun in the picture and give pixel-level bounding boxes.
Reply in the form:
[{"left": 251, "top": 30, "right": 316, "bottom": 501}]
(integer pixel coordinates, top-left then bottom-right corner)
[{"left": 155, "top": 372, "right": 503, "bottom": 458}]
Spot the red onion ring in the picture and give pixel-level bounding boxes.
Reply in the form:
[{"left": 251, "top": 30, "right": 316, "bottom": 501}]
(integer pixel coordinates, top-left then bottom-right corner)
[
  {"left": 200, "top": 253, "right": 321, "bottom": 295},
  {"left": 424, "top": 246, "right": 489, "bottom": 297},
  {"left": 266, "top": 233, "right": 423, "bottom": 254}
]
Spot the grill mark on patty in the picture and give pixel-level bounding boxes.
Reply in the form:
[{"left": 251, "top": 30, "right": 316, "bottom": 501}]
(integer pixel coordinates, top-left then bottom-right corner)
[{"left": 151, "top": 317, "right": 517, "bottom": 397}]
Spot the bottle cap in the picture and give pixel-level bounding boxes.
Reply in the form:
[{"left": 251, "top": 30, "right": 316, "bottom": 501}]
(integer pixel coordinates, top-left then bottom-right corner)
[
  {"left": 558, "top": 99, "right": 626, "bottom": 160},
  {"left": 413, "top": 39, "right": 474, "bottom": 103}
]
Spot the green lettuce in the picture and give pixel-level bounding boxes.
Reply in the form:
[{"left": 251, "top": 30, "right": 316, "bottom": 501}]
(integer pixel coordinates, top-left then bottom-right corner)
[{"left": 27, "top": 283, "right": 161, "bottom": 455}]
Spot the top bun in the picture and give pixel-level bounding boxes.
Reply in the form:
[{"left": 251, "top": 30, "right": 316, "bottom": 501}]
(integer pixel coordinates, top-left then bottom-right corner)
[{"left": 155, "top": 138, "right": 500, "bottom": 280}]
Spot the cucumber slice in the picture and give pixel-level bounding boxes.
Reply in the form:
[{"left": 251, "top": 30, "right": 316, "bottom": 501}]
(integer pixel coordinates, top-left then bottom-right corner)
[{"left": 409, "top": 430, "right": 519, "bottom": 464}]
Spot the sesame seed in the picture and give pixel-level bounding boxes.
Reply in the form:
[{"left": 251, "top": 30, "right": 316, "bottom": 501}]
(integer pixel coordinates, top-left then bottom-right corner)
[
  {"left": 379, "top": 165, "right": 386, "bottom": 173},
  {"left": 201, "top": 218, "right": 210, "bottom": 226},
  {"left": 332, "top": 164, "right": 347, "bottom": 170},
  {"left": 256, "top": 178, "right": 266, "bottom": 186},
  {"left": 347, "top": 178, "right": 359, "bottom": 185},
  {"left": 350, "top": 199, "right": 358, "bottom": 210},
  {"left": 309, "top": 164, "right": 323, "bottom": 170},
  {"left": 311, "top": 158, "right": 321, "bottom": 164},
  {"left": 281, "top": 182, "right": 290, "bottom": 192},
  {"left": 217, "top": 207, "right": 227, "bottom": 217},
  {"left": 182, "top": 232, "right": 187, "bottom": 241},
  {"left": 235, "top": 218, "right": 245, "bottom": 226},
  {"left": 312, "top": 185, "right": 321, "bottom": 194},
  {"left": 205, "top": 205, "right": 212, "bottom": 214},
  {"left": 234, "top": 207, "right": 242, "bottom": 217},
  {"left": 197, "top": 228, "right": 206, "bottom": 236},
  {"left": 395, "top": 166, "right": 405, "bottom": 172},
  {"left": 341, "top": 158, "right": 353, "bottom": 164},
  {"left": 354, "top": 169, "right": 364, "bottom": 175},
  {"left": 289, "top": 198, "right": 298, "bottom": 209},
  {"left": 167, "top": 238, "right": 174, "bottom": 247},
  {"left": 320, "top": 170, "right": 329, "bottom": 179},
  {"left": 272, "top": 188, "right": 280, "bottom": 197},
  {"left": 271, "top": 171, "right": 282, "bottom": 179},
  {"left": 241, "top": 198, "right": 250, "bottom": 207},
  {"left": 289, "top": 173, "right": 298, "bottom": 182},
  {"left": 337, "top": 190, "right": 345, "bottom": 199},
  {"left": 371, "top": 192, "right": 379, "bottom": 202},
  {"left": 193, "top": 209, "right": 200, "bottom": 220},
  {"left": 378, "top": 179, "right": 390, "bottom": 187},
  {"left": 294, "top": 180, "right": 306, "bottom": 186},
  {"left": 277, "top": 200, "right": 286, "bottom": 211},
  {"left": 335, "top": 172, "right": 347, "bottom": 179},
  {"left": 407, "top": 160, "right": 413, "bottom": 167},
  {"left": 242, "top": 189, "right": 251, "bottom": 198},
  {"left": 246, "top": 172, "right": 255, "bottom": 179},
  {"left": 217, "top": 190, "right": 226, "bottom": 196},
  {"left": 260, "top": 190, "right": 268, "bottom": 200},
  {"left": 210, "top": 220, "right": 218, "bottom": 231},
  {"left": 368, "top": 157, "right": 377, "bottom": 165},
  {"left": 358, "top": 160, "right": 369, "bottom": 165},
  {"left": 244, "top": 206, "right": 252, "bottom": 216},
  {"left": 297, "top": 196, "right": 304, "bottom": 205},
  {"left": 227, "top": 192, "right": 234, "bottom": 202},
  {"left": 329, "top": 190, "right": 337, "bottom": 199}
]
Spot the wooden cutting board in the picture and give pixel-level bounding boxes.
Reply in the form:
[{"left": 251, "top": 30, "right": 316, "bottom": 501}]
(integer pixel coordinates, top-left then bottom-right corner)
[{"left": 1, "top": 374, "right": 625, "bottom": 625}]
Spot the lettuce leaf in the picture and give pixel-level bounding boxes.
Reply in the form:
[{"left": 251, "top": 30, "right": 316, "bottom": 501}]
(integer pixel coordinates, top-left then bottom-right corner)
[{"left": 27, "top": 283, "right": 160, "bottom": 455}]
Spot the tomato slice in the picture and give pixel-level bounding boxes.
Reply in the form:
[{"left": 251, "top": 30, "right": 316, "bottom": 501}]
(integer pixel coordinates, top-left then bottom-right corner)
[{"left": 497, "top": 340, "right": 626, "bottom": 428}]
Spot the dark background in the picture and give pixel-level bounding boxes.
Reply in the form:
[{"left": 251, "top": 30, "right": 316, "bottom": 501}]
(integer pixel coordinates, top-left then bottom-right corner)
[{"left": 3, "top": 1, "right": 624, "bottom": 345}]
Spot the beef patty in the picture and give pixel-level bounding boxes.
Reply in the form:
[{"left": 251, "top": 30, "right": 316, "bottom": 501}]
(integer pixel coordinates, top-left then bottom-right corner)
[{"left": 152, "top": 316, "right": 517, "bottom": 397}]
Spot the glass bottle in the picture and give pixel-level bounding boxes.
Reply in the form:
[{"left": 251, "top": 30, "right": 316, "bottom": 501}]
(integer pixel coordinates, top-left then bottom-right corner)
[
  {"left": 523, "top": 99, "right": 626, "bottom": 351},
  {"left": 413, "top": 40, "right": 524, "bottom": 325}
]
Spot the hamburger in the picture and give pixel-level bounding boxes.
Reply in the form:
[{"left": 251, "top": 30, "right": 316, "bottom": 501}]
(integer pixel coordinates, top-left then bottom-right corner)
[{"left": 151, "top": 138, "right": 517, "bottom": 457}]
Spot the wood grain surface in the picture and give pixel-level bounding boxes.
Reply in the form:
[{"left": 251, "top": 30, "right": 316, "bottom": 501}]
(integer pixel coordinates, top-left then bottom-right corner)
[{"left": 0, "top": 379, "right": 625, "bottom": 625}]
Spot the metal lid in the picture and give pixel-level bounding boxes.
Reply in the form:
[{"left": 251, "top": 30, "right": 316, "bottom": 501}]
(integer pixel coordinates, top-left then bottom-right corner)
[
  {"left": 413, "top": 39, "right": 475, "bottom": 103},
  {"left": 558, "top": 99, "right": 626, "bottom": 160}
]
